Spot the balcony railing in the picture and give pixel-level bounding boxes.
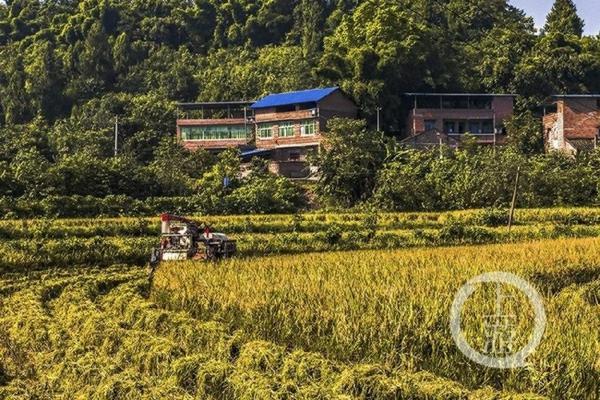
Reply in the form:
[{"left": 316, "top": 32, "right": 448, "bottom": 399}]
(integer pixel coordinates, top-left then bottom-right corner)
[{"left": 446, "top": 133, "right": 500, "bottom": 143}]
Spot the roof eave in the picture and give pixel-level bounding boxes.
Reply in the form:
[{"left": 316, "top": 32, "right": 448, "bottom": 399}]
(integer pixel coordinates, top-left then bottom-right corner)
[{"left": 404, "top": 93, "right": 517, "bottom": 97}]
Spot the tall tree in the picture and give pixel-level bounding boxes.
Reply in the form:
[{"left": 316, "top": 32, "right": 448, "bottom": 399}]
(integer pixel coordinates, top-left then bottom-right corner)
[
  {"left": 293, "top": 0, "right": 325, "bottom": 62},
  {"left": 543, "top": 0, "right": 584, "bottom": 37},
  {"left": 0, "top": 50, "right": 30, "bottom": 124}
]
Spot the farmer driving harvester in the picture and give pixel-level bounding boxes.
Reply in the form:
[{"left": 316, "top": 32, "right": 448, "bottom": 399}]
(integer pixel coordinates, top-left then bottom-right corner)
[{"left": 150, "top": 214, "right": 236, "bottom": 267}]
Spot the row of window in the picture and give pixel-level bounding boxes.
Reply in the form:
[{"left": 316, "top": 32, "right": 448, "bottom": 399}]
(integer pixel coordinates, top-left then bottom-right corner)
[
  {"left": 415, "top": 96, "right": 493, "bottom": 110},
  {"left": 180, "top": 125, "right": 251, "bottom": 141},
  {"left": 424, "top": 119, "right": 495, "bottom": 134},
  {"left": 181, "top": 120, "right": 319, "bottom": 141},
  {"left": 257, "top": 120, "right": 318, "bottom": 139}
]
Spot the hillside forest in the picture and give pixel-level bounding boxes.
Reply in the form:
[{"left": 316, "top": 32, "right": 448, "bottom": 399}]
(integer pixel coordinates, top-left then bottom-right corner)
[{"left": 1, "top": 0, "right": 600, "bottom": 215}]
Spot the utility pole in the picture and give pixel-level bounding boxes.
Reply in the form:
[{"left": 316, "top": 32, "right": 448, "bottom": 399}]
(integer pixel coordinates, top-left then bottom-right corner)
[
  {"left": 114, "top": 116, "right": 119, "bottom": 157},
  {"left": 376, "top": 107, "right": 382, "bottom": 132},
  {"left": 508, "top": 166, "right": 521, "bottom": 233}
]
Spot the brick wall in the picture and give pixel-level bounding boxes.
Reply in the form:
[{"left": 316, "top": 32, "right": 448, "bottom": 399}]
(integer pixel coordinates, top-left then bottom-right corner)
[
  {"left": 182, "top": 139, "right": 251, "bottom": 151},
  {"left": 255, "top": 119, "right": 321, "bottom": 149},
  {"left": 562, "top": 98, "right": 600, "bottom": 139},
  {"left": 543, "top": 98, "right": 600, "bottom": 153},
  {"left": 255, "top": 109, "right": 316, "bottom": 122}
]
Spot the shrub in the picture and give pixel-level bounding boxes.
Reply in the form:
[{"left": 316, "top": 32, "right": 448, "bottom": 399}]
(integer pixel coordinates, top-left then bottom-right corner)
[
  {"left": 323, "top": 225, "right": 343, "bottom": 246},
  {"left": 439, "top": 222, "right": 494, "bottom": 243},
  {"left": 478, "top": 208, "right": 510, "bottom": 227}
]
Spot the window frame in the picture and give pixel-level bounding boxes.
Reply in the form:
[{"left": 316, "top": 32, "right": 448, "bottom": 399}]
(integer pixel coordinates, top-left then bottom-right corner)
[
  {"left": 257, "top": 123, "right": 274, "bottom": 139},
  {"left": 278, "top": 122, "right": 295, "bottom": 138},
  {"left": 180, "top": 125, "right": 250, "bottom": 141},
  {"left": 300, "top": 119, "right": 318, "bottom": 136}
]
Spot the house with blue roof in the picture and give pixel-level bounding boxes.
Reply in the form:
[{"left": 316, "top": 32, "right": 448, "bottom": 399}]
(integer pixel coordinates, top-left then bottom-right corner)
[{"left": 176, "top": 87, "right": 358, "bottom": 178}]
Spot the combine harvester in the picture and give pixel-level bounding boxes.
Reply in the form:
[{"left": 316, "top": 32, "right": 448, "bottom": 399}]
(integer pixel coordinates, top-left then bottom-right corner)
[{"left": 150, "top": 214, "right": 236, "bottom": 270}]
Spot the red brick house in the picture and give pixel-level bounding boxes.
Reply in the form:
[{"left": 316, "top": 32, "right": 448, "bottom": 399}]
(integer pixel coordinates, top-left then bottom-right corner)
[
  {"left": 543, "top": 95, "right": 600, "bottom": 154},
  {"left": 177, "top": 87, "right": 358, "bottom": 178},
  {"left": 402, "top": 93, "right": 515, "bottom": 148}
]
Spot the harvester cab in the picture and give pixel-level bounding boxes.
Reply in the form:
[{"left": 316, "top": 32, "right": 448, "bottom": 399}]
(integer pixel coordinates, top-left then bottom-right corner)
[{"left": 150, "top": 214, "right": 236, "bottom": 268}]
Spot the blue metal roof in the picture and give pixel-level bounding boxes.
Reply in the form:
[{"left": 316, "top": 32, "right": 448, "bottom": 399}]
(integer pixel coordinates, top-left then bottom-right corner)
[{"left": 251, "top": 87, "right": 339, "bottom": 109}]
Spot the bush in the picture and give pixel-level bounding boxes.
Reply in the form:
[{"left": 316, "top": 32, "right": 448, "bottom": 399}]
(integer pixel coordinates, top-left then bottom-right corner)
[
  {"left": 439, "top": 222, "right": 495, "bottom": 244},
  {"left": 323, "top": 225, "right": 343, "bottom": 246},
  {"left": 478, "top": 208, "right": 510, "bottom": 227},
  {"left": 224, "top": 176, "right": 306, "bottom": 214}
]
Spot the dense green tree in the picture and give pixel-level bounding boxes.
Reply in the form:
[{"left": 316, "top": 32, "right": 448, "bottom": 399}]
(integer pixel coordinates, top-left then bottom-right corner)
[
  {"left": 197, "top": 45, "right": 315, "bottom": 101},
  {"left": 320, "top": 0, "right": 442, "bottom": 129},
  {"left": 1, "top": 0, "right": 600, "bottom": 212},
  {"left": 312, "top": 118, "right": 387, "bottom": 207},
  {"left": 24, "top": 39, "right": 67, "bottom": 121},
  {"left": 471, "top": 9, "right": 536, "bottom": 92},
  {"left": 543, "top": 0, "right": 584, "bottom": 37},
  {"left": 513, "top": 32, "right": 587, "bottom": 101},
  {"left": 0, "top": 49, "right": 30, "bottom": 124},
  {"left": 292, "top": 0, "right": 325, "bottom": 62},
  {"left": 505, "top": 110, "right": 544, "bottom": 154},
  {"left": 10, "top": 147, "right": 54, "bottom": 198}
]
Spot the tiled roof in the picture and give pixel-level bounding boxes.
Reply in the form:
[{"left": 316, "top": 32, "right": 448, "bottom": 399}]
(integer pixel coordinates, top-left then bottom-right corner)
[{"left": 251, "top": 87, "right": 339, "bottom": 109}]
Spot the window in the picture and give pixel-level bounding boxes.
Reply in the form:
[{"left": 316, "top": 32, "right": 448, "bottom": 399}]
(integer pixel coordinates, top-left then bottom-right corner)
[
  {"left": 444, "top": 120, "right": 456, "bottom": 134},
  {"left": 444, "top": 120, "right": 493, "bottom": 135},
  {"left": 279, "top": 122, "right": 294, "bottom": 137},
  {"left": 424, "top": 120, "right": 437, "bottom": 131},
  {"left": 257, "top": 123, "right": 274, "bottom": 139},
  {"left": 481, "top": 120, "right": 494, "bottom": 133},
  {"left": 300, "top": 119, "right": 318, "bottom": 136},
  {"left": 180, "top": 125, "right": 250, "bottom": 141},
  {"left": 468, "top": 121, "right": 482, "bottom": 134},
  {"left": 289, "top": 152, "right": 301, "bottom": 161}
]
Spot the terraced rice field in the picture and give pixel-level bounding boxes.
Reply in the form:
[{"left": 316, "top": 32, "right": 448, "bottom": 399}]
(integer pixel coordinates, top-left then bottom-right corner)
[{"left": 1, "top": 209, "right": 599, "bottom": 398}]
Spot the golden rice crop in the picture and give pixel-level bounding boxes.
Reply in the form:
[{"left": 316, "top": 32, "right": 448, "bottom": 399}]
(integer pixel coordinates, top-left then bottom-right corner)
[
  {"left": 0, "top": 267, "right": 544, "bottom": 400},
  {"left": 153, "top": 237, "right": 600, "bottom": 399},
  {"left": 0, "top": 266, "right": 541, "bottom": 399},
  {"left": 2, "top": 209, "right": 600, "bottom": 398},
  {"left": 4, "top": 214, "right": 600, "bottom": 273},
  {"left": 3, "top": 207, "right": 600, "bottom": 240}
]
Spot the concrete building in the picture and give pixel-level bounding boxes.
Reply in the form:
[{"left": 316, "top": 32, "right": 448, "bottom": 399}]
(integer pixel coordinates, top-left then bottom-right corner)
[
  {"left": 544, "top": 95, "right": 600, "bottom": 154},
  {"left": 177, "top": 87, "right": 358, "bottom": 178},
  {"left": 177, "top": 101, "right": 255, "bottom": 152},
  {"left": 402, "top": 93, "right": 515, "bottom": 148}
]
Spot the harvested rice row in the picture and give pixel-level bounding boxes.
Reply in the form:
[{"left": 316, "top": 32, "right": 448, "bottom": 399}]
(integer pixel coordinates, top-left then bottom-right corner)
[{"left": 0, "top": 269, "right": 546, "bottom": 399}]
